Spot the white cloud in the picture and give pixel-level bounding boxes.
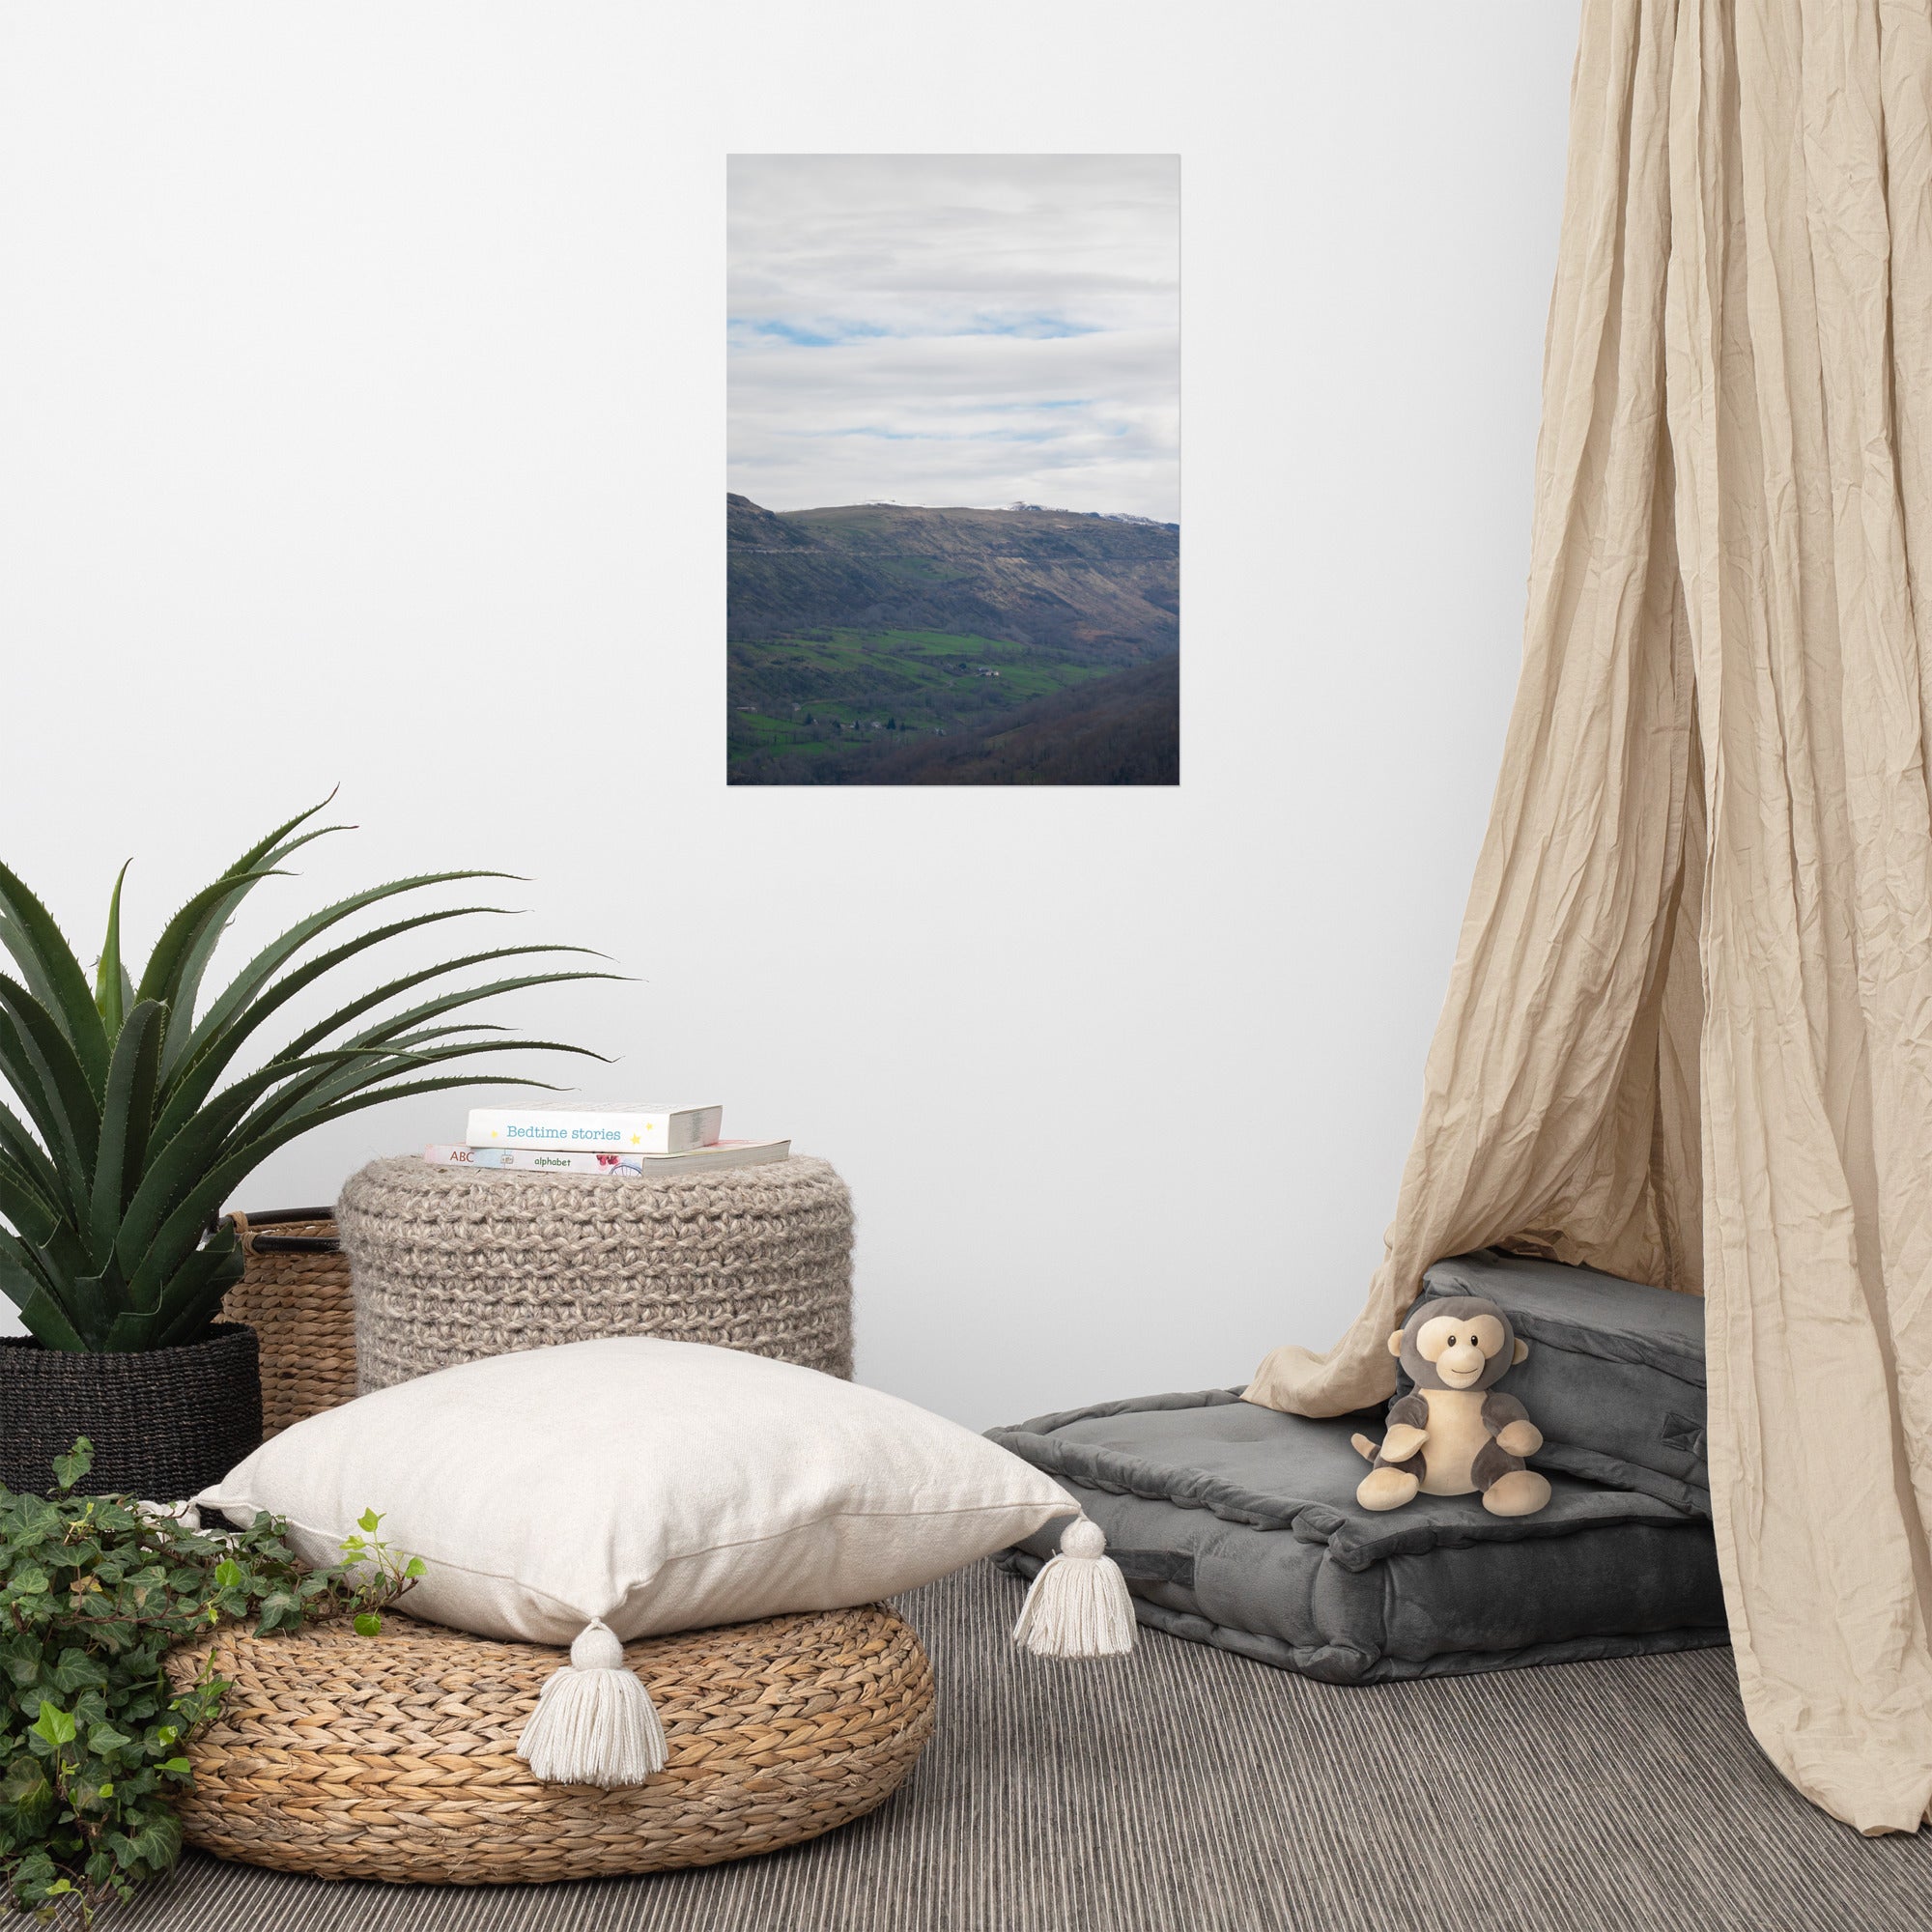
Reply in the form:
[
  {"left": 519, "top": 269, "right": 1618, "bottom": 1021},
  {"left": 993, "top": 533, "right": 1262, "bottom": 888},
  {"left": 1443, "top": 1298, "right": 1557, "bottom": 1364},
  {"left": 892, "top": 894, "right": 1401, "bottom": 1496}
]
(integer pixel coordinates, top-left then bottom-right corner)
[{"left": 727, "top": 155, "right": 1179, "bottom": 521}]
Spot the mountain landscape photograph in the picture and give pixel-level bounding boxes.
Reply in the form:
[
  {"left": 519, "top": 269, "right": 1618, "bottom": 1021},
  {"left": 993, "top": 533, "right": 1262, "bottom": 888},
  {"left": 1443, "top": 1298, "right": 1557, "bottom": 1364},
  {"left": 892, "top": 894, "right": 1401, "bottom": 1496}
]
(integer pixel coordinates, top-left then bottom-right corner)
[{"left": 726, "top": 154, "right": 1179, "bottom": 786}]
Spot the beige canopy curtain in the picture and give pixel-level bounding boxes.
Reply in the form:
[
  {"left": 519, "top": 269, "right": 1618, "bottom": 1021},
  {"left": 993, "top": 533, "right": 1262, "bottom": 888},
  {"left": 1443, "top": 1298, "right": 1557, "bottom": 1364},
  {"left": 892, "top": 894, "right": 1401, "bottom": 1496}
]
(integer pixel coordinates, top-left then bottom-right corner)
[{"left": 1248, "top": 0, "right": 1932, "bottom": 1835}]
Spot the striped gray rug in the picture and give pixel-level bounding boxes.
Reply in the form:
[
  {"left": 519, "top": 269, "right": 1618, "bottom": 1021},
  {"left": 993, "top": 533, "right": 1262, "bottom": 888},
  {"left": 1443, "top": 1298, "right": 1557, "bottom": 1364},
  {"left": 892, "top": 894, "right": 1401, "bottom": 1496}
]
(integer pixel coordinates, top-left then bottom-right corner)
[{"left": 128, "top": 1561, "right": 1931, "bottom": 1932}]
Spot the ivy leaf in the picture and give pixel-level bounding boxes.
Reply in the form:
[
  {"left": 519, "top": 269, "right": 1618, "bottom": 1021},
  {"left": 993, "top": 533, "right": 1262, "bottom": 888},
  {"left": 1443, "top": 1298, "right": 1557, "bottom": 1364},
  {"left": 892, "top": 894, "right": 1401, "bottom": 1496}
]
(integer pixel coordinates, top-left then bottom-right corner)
[
  {"left": 353, "top": 1611, "right": 383, "bottom": 1637},
  {"left": 356, "top": 1508, "right": 383, "bottom": 1534},
  {"left": 0, "top": 1756, "right": 51, "bottom": 1807},
  {"left": 11, "top": 1851, "right": 57, "bottom": 1897},
  {"left": 50, "top": 1437, "right": 94, "bottom": 1493},
  {"left": 31, "top": 1701, "right": 76, "bottom": 1748},
  {"left": 49, "top": 1647, "right": 108, "bottom": 1694},
  {"left": 1, "top": 1640, "right": 42, "bottom": 1688},
  {"left": 69, "top": 1771, "right": 117, "bottom": 1813},
  {"left": 88, "top": 1721, "right": 134, "bottom": 1754},
  {"left": 108, "top": 1810, "right": 181, "bottom": 1870},
  {"left": 156, "top": 1757, "right": 192, "bottom": 1776},
  {"left": 404, "top": 1556, "right": 427, "bottom": 1579},
  {"left": 255, "top": 1586, "right": 298, "bottom": 1621}
]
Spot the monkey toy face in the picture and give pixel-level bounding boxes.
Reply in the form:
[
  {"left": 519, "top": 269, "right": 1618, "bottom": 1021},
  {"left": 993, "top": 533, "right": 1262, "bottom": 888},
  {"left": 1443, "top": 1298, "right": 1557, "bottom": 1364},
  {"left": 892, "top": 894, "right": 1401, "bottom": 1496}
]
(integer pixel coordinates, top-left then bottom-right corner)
[{"left": 1387, "top": 1293, "right": 1527, "bottom": 1392}]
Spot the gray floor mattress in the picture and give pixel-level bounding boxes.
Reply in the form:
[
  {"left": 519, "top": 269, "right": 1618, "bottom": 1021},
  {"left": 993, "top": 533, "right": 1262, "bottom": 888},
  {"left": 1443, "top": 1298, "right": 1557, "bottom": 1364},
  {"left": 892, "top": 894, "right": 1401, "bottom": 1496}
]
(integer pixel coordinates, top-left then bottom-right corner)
[
  {"left": 992, "top": 1389, "right": 1725, "bottom": 1683},
  {"left": 1422, "top": 1248, "right": 1710, "bottom": 1513}
]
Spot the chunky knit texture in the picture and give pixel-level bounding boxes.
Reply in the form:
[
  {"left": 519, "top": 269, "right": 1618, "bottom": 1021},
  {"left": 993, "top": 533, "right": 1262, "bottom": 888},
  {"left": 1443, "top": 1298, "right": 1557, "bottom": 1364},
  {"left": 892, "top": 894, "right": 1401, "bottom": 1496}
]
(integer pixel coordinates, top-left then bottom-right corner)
[{"left": 336, "top": 1155, "right": 854, "bottom": 1391}]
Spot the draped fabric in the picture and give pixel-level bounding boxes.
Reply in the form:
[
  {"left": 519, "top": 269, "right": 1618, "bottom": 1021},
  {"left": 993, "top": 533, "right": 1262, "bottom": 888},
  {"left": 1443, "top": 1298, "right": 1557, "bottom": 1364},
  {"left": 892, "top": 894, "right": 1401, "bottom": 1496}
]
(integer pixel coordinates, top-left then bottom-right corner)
[{"left": 1247, "top": 0, "right": 1932, "bottom": 1833}]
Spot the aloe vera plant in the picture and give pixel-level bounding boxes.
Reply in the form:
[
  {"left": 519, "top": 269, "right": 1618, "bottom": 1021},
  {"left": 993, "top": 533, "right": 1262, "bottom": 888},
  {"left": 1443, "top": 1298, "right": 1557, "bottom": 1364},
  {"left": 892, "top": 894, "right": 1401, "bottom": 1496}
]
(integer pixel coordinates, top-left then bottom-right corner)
[{"left": 0, "top": 801, "right": 611, "bottom": 1352}]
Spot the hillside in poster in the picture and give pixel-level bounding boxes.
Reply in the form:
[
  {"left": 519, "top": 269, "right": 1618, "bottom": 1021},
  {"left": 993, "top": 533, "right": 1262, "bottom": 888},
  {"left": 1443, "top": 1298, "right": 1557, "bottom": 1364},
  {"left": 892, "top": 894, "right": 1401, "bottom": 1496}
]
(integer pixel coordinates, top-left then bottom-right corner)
[{"left": 726, "top": 495, "right": 1179, "bottom": 785}]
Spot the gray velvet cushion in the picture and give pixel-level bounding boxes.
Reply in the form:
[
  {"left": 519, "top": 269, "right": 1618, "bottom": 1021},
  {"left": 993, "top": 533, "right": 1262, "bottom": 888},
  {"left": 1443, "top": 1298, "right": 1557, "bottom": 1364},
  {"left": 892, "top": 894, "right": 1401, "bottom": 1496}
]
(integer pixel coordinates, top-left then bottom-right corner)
[
  {"left": 1421, "top": 1249, "right": 1709, "bottom": 1515},
  {"left": 990, "top": 1390, "right": 1725, "bottom": 1684}
]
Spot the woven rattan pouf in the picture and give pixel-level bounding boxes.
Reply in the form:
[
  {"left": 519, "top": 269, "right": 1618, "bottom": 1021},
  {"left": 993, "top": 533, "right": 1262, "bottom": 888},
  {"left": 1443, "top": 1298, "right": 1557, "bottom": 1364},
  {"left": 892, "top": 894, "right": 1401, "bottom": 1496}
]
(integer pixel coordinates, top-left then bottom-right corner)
[
  {"left": 337, "top": 1154, "right": 854, "bottom": 1392},
  {"left": 168, "top": 1602, "right": 933, "bottom": 1884}
]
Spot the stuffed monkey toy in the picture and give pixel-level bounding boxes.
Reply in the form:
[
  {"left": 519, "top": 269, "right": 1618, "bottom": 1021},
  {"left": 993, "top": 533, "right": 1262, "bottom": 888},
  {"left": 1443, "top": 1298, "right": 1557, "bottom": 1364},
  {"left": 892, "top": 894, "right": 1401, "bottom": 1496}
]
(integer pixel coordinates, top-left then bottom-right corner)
[{"left": 1350, "top": 1294, "right": 1551, "bottom": 1517}]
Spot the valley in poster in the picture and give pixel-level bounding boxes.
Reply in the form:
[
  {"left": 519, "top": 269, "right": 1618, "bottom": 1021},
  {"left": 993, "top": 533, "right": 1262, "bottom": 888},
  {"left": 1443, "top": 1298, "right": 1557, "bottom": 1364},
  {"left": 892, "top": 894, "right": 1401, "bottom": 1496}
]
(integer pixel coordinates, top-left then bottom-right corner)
[{"left": 727, "top": 154, "right": 1179, "bottom": 786}]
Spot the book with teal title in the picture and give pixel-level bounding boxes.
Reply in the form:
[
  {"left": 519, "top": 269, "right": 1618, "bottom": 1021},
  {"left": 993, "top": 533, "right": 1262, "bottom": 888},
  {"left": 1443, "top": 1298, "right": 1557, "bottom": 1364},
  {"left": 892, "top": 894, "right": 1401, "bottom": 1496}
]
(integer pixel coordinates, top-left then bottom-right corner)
[{"left": 464, "top": 1104, "right": 724, "bottom": 1152}]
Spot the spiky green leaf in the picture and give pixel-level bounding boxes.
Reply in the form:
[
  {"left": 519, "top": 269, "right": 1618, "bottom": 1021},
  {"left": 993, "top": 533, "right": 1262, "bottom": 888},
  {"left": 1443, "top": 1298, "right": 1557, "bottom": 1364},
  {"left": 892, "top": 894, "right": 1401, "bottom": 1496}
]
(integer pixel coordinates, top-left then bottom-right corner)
[
  {"left": 89, "top": 1000, "right": 165, "bottom": 1269},
  {"left": 0, "top": 1156, "right": 61, "bottom": 1251},
  {"left": 115, "top": 1049, "right": 406, "bottom": 1283},
  {"left": 270, "top": 955, "right": 618, "bottom": 1068},
  {"left": 170, "top": 875, "right": 519, "bottom": 1078},
  {"left": 0, "top": 1236, "right": 84, "bottom": 1349},
  {"left": 94, "top": 861, "right": 132, "bottom": 1037},
  {"left": 0, "top": 1122, "right": 64, "bottom": 1236},
  {"left": 132, "top": 867, "right": 284, "bottom": 1014},
  {"left": 154, "top": 797, "right": 349, "bottom": 1076},
  {"left": 0, "top": 1009, "right": 67, "bottom": 1195},
  {"left": 0, "top": 861, "right": 110, "bottom": 1093},
  {"left": 237, "top": 1034, "right": 605, "bottom": 1150},
  {"left": 0, "top": 973, "right": 100, "bottom": 1192},
  {"left": 157, "top": 909, "right": 553, "bottom": 1124},
  {"left": 13, "top": 1292, "right": 84, "bottom": 1351},
  {"left": 117, "top": 1236, "right": 243, "bottom": 1350},
  {"left": 135, "top": 1074, "right": 564, "bottom": 1342},
  {"left": 129, "top": 1046, "right": 593, "bottom": 1320}
]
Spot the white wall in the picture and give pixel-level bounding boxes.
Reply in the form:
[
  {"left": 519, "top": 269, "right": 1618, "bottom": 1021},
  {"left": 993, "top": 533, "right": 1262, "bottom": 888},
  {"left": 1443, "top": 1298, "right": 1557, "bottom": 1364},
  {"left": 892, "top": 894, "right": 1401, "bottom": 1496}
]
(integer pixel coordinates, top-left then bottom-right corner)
[{"left": 0, "top": 2, "right": 1579, "bottom": 1426}]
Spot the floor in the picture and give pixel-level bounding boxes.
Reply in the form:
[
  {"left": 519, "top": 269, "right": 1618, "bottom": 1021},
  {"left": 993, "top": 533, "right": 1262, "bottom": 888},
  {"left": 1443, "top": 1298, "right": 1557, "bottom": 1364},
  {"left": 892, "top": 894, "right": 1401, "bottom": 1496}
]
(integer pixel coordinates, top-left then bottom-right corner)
[{"left": 128, "top": 1561, "right": 1932, "bottom": 1932}]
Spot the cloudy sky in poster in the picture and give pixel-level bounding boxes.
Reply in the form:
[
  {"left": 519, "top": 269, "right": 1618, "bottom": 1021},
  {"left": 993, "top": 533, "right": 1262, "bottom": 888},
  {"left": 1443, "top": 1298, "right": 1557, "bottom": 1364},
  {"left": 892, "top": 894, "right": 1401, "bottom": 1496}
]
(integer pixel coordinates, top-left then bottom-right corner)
[{"left": 727, "top": 155, "right": 1179, "bottom": 523}]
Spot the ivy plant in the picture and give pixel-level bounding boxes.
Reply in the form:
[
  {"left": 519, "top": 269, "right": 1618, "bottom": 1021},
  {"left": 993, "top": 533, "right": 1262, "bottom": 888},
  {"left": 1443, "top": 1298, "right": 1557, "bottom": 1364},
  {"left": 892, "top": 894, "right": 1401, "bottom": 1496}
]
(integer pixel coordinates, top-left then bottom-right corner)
[{"left": 0, "top": 1440, "right": 419, "bottom": 1923}]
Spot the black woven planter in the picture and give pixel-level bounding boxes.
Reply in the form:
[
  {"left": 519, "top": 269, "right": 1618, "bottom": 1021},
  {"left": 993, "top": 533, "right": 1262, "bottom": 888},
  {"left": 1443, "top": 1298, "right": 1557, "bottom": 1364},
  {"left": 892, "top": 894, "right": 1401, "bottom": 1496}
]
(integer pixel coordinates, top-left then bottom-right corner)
[{"left": 0, "top": 1323, "right": 263, "bottom": 1501}]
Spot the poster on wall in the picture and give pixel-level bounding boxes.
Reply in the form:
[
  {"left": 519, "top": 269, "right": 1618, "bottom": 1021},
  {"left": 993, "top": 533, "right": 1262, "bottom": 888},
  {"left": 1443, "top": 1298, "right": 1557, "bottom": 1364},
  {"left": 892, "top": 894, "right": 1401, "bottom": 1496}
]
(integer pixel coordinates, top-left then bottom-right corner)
[{"left": 726, "top": 154, "right": 1179, "bottom": 787}]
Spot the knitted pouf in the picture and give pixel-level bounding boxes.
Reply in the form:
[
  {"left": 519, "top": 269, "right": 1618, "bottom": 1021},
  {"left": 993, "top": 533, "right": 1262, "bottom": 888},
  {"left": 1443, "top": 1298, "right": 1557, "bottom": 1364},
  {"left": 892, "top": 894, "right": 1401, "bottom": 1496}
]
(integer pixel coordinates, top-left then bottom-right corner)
[
  {"left": 167, "top": 1603, "right": 934, "bottom": 1884},
  {"left": 337, "top": 1155, "right": 854, "bottom": 1391}
]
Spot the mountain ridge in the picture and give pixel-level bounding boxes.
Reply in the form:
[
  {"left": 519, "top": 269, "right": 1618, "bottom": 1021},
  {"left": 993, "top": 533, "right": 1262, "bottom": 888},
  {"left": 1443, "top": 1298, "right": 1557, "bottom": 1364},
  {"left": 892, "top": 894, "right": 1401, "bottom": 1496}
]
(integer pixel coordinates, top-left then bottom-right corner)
[{"left": 726, "top": 495, "right": 1179, "bottom": 658}]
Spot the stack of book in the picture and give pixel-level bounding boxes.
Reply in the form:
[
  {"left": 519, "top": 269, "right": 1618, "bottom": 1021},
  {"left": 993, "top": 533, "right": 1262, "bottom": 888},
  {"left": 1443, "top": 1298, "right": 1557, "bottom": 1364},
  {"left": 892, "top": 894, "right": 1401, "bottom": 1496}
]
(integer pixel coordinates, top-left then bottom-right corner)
[{"left": 424, "top": 1104, "right": 789, "bottom": 1177}]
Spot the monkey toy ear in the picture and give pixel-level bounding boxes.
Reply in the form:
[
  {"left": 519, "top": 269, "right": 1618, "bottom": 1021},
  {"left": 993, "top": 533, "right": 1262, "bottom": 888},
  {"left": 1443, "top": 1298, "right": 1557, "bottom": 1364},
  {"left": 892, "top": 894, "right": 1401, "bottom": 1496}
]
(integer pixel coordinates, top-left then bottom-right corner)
[
  {"left": 1388, "top": 1330, "right": 1406, "bottom": 1356},
  {"left": 1513, "top": 1339, "right": 1529, "bottom": 1365}
]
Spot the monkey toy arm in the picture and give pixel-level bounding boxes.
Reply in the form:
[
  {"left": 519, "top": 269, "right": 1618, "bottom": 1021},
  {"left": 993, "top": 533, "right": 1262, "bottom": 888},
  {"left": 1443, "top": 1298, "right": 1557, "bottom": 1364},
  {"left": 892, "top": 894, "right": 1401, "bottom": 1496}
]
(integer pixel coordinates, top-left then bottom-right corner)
[
  {"left": 1378, "top": 1392, "right": 1430, "bottom": 1465},
  {"left": 1483, "top": 1391, "right": 1543, "bottom": 1460}
]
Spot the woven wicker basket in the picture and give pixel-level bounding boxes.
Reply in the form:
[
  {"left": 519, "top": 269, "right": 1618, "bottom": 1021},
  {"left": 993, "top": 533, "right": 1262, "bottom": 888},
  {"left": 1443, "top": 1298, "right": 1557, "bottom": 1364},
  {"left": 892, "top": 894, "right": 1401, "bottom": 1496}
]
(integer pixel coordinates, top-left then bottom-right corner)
[
  {"left": 168, "top": 1602, "right": 934, "bottom": 1883},
  {"left": 0, "top": 1324, "right": 261, "bottom": 1499},
  {"left": 220, "top": 1208, "right": 358, "bottom": 1437}
]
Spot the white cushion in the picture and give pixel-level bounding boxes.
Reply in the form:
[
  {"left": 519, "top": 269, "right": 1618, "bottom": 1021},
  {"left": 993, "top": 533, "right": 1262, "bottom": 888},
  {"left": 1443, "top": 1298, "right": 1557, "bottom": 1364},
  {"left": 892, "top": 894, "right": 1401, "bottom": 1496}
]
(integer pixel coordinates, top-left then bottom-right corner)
[{"left": 196, "top": 1338, "right": 1077, "bottom": 1645}]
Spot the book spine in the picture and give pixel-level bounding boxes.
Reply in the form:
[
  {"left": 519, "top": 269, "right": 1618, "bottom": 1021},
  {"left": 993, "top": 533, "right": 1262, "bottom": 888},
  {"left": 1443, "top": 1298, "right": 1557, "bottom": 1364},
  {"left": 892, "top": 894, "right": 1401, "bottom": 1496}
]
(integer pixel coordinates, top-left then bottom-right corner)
[
  {"left": 669, "top": 1104, "right": 724, "bottom": 1152},
  {"left": 427, "top": 1145, "right": 648, "bottom": 1175}
]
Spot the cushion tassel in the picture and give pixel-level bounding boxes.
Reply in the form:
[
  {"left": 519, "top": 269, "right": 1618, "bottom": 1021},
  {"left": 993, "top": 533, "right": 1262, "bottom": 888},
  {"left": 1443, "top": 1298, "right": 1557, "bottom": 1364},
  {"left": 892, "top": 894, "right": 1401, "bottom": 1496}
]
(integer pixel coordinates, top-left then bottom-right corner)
[
  {"left": 1011, "top": 1517, "right": 1135, "bottom": 1658},
  {"left": 516, "top": 1619, "right": 668, "bottom": 1785}
]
